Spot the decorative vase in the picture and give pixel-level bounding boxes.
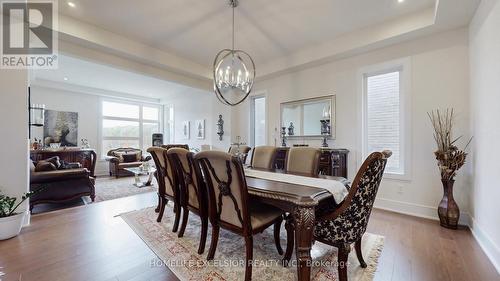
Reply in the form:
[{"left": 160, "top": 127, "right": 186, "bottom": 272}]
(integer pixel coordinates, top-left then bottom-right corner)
[
  {"left": 0, "top": 211, "right": 26, "bottom": 240},
  {"left": 438, "top": 179, "right": 459, "bottom": 229}
]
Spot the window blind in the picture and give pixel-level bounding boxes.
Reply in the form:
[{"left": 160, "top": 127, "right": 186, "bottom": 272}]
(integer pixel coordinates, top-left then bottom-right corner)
[{"left": 366, "top": 71, "right": 402, "bottom": 174}]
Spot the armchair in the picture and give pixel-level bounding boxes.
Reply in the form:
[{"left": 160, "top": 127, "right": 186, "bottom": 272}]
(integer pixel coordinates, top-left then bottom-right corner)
[{"left": 105, "top": 148, "right": 152, "bottom": 178}]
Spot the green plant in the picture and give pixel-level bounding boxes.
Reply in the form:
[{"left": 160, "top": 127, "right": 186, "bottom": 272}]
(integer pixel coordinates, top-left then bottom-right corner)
[{"left": 0, "top": 189, "right": 40, "bottom": 218}]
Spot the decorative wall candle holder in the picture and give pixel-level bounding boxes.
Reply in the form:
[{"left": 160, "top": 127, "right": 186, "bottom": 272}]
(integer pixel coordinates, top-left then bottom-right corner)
[{"left": 216, "top": 115, "right": 224, "bottom": 141}]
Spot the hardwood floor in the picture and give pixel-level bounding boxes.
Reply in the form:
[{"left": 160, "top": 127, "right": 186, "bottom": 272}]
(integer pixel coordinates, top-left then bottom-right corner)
[{"left": 0, "top": 192, "right": 498, "bottom": 281}]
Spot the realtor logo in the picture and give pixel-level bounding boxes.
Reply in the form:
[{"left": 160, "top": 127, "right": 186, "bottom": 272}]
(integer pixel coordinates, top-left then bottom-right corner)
[{"left": 1, "top": 0, "right": 58, "bottom": 69}]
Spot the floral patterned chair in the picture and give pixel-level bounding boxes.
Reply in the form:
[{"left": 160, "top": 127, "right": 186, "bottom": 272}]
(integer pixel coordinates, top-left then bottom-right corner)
[{"left": 283, "top": 150, "right": 391, "bottom": 281}]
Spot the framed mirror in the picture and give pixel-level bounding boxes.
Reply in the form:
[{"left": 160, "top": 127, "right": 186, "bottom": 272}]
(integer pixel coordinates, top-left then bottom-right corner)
[{"left": 280, "top": 95, "right": 336, "bottom": 139}]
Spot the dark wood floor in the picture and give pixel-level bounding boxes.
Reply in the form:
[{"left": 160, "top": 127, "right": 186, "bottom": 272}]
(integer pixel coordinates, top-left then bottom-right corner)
[{"left": 0, "top": 192, "right": 498, "bottom": 281}]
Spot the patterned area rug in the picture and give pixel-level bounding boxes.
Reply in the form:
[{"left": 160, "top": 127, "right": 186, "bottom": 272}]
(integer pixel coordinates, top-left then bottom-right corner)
[
  {"left": 94, "top": 176, "right": 156, "bottom": 202},
  {"left": 121, "top": 206, "right": 384, "bottom": 281}
]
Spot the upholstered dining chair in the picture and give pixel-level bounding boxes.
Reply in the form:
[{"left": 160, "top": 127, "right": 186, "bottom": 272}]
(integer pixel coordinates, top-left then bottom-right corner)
[
  {"left": 194, "top": 151, "right": 289, "bottom": 281},
  {"left": 286, "top": 147, "right": 320, "bottom": 175},
  {"left": 250, "top": 146, "right": 277, "bottom": 169},
  {"left": 228, "top": 145, "right": 252, "bottom": 163},
  {"left": 167, "top": 148, "right": 209, "bottom": 254},
  {"left": 147, "top": 147, "right": 181, "bottom": 230},
  {"left": 283, "top": 150, "right": 391, "bottom": 281}
]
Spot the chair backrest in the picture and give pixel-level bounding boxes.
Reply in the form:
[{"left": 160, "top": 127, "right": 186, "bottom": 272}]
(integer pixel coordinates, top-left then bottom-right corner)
[
  {"left": 107, "top": 147, "right": 142, "bottom": 162},
  {"left": 251, "top": 146, "right": 277, "bottom": 169},
  {"left": 147, "top": 147, "right": 175, "bottom": 198},
  {"left": 286, "top": 147, "right": 320, "bottom": 175},
  {"left": 167, "top": 148, "right": 205, "bottom": 211},
  {"left": 323, "top": 150, "right": 391, "bottom": 243},
  {"left": 229, "top": 145, "right": 252, "bottom": 163},
  {"left": 195, "top": 151, "right": 250, "bottom": 233},
  {"left": 160, "top": 144, "right": 189, "bottom": 151}
]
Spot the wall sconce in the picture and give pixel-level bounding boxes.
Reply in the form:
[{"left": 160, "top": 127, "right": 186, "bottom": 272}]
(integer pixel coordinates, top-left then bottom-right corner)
[{"left": 216, "top": 114, "right": 224, "bottom": 141}]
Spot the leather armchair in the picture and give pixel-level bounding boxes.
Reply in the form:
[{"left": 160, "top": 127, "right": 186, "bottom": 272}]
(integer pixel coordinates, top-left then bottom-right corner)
[
  {"left": 105, "top": 147, "right": 152, "bottom": 178},
  {"left": 29, "top": 162, "right": 96, "bottom": 212}
]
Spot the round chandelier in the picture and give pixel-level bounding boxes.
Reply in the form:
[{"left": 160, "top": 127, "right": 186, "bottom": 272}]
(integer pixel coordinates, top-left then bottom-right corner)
[{"left": 213, "top": 0, "right": 255, "bottom": 106}]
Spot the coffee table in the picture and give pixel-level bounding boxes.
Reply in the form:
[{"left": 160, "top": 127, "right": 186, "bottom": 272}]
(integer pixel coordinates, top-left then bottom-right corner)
[{"left": 123, "top": 167, "right": 157, "bottom": 188}]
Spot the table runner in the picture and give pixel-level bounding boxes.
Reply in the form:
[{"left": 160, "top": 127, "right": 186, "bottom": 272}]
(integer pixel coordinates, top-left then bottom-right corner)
[{"left": 244, "top": 168, "right": 349, "bottom": 204}]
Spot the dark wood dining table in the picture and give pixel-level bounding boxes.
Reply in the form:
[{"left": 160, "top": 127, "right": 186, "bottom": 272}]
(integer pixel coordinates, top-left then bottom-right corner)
[{"left": 244, "top": 168, "right": 349, "bottom": 281}]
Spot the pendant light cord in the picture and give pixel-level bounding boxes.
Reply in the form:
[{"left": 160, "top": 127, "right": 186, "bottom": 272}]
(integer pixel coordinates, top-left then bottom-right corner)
[{"left": 232, "top": 3, "right": 235, "bottom": 51}]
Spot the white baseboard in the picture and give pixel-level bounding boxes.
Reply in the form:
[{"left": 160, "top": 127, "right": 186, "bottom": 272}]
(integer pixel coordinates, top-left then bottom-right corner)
[
  {"left": 373, "top": 197, "right": 470, "bottom": 225},
  {"left": 468, "top": 217, "right": 500, "bottom": 274},
  {"left": 374, "top": 197, "right": 499, "bottom": 274}
]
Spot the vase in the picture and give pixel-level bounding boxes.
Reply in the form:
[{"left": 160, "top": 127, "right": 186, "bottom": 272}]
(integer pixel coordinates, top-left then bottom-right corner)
[{"left": 438, "top": 179, "right": 459, "bottom": 229}]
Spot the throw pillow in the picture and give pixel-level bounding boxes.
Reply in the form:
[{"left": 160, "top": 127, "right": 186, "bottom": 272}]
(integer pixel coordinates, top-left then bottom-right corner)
[
  {"left": 35, "top": 161, "right": 57, "bottom": 172},
  {"left": 122, "top": 153, "right": 138, "bottom": 163}
]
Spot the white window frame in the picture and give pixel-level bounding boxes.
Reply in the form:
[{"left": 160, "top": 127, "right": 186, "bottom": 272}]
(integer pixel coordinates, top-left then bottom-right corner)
[
  {"left": 359, "top": 58, "right": 412, "bottom": 181},
  {"left": 99, "top": 98, "right": 163, "bottom": 159},
  {"left": 249, "top": 93, "right": 268, "bottom": 147}
]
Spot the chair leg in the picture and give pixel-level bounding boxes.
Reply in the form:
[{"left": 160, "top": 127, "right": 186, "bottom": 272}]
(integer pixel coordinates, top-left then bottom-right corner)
[
  {"left": 337, "top": 243, "right": 351, "bottom": 281},
  {"left": 198, "top": 216, "right": 208, "bottom": 255},
  {"left": 207, "top": 225, "right": 220, "bottom": 260},
  {"left": 172, "top": 202, "right": 181, "bottom": 232},
  {"left": 355, "top": 238, "right": 367, "bottom": 268},
  {"left": 178, "top": 207, "right": 189, "bottom": 238},
  {"left": 155, "top": 193, "right": 161, "bottom": 213},
  {"left": 244, "top": 236, "right": 253, "bottom": 281},
  {"left": 156, "top": 196, "right": 166, "bottom": 222},
  {"left": 282, "top": 215, "right": 294, "bottom": 266},
  {"left": 273, "top": 216, "right": 284, "bottom": 255}
]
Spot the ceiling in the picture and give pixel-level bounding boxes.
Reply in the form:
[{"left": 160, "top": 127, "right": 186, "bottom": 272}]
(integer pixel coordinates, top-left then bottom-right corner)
[
  {"left": 58, "top": 0, "right": 435, "bottom": 67},
  {"left": 31, "top": 55, "right": 209, "bottom": 100}
]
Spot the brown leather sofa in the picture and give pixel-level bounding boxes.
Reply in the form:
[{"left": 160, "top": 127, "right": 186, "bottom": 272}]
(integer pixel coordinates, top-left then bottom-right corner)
[
  {"left": 29, "top": 157, "right": 95, "bottom": 212},
  {"left": 105, "top": 148, "right": 152, "bottom": 178}
]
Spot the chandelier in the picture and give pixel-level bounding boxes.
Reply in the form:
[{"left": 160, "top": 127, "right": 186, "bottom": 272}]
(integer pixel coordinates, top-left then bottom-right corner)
[{"left": 213, "top": 0, "right": 255, "bottom": 106}]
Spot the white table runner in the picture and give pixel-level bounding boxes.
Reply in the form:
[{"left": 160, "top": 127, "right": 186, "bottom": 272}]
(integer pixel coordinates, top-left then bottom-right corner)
[{"left": 244, "top": 168, "right": 349, "bottom": 204}]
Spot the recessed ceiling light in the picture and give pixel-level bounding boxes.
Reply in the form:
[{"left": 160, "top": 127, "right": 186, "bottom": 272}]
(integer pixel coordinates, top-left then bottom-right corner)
[
  {"left": 67, "top": 2, "right": 76, "bottom": 8},
  {"left": 63, "top": 77, "right": 68, "bottom": 81},
  {"left": 398, "top": 0, "right": 405, "bottom": 3}
]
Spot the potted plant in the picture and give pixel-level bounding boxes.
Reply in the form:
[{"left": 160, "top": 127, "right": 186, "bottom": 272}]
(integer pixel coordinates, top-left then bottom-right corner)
[
  {"left": 428, "top": 109, "right": 472, "bottom": 229},
  {"left": 0, "top": 190, "right": 37, "bottom": 240}
]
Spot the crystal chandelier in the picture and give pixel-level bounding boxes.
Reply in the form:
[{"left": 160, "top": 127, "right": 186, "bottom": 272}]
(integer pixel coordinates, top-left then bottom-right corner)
[{"left": 213, "top": 0, "right": 255, "bottom": 106}]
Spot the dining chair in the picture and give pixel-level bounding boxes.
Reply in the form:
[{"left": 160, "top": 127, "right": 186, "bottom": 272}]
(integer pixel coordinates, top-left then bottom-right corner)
[
  {"left": 283, "top": 150, "right": 392, "bottom": 281},
  {"left": 286, "top": 147, "right": 320, "bottom": 175},
  {"left": 228, "top": 145, "right": 252, "bottom": 163},
  {"left": 250, "top": 146, "right": 277, "bottom": 169},
  {"left": 147, "top": 147, "right": 181, "bottom": 230},
  {"left": 194, "top": 151, "right": 289, "bottom": 281},
  {"left": 167, "top": 148, "right": 209, "bottom": 254}
]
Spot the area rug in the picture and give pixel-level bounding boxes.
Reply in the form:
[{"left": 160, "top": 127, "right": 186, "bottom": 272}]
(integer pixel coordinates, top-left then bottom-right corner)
[
  {"left": 121, "top": 206, "right": 384, "bottom": 281},
  {"left": 94, "top": 176, "right": 156, "bottom": 202}
]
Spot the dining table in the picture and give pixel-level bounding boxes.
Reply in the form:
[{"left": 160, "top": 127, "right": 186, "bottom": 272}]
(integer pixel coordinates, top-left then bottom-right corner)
[{"left": 243, "top": 167, "right": 350, "bottom": 281}]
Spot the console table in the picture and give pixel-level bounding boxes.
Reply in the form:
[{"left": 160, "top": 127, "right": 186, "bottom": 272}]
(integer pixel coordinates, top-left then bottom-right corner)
[
  {"left": 30, "top": 148, "right": 97, "bottom": 177},
  {"left": 274, "top": 147, "right": 349, "bottom": 178}
]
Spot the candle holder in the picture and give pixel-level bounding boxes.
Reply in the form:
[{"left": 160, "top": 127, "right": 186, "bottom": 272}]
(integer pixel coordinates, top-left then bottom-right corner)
[{"left": 281, "top": 126, "right": 287, "bottom": 147}]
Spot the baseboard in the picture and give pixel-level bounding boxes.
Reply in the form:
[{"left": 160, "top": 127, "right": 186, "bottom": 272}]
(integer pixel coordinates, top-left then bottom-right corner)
[
  {"left": 373, "top": 197, "right": 470, "bottom": 225},
  {"left": 468, "top": 217, "right": 500, "bottom": 274}
]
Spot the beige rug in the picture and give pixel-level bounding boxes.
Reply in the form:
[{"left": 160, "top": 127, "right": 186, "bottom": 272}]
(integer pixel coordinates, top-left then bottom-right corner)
[
  {"left": 94, "top": 176, "right": 156, "bottom": 202},
  {"left": 121, "top": 206, "right": 384, "bottom": 281}
]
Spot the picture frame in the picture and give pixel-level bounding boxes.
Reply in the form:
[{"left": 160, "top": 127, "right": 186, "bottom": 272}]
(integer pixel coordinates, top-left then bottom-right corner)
[
  {"left": 195, "top": 119, "right": 205, "bottom": 139},
  {"left": 182, "top": 121, "right": 190, "bottom": 140}
]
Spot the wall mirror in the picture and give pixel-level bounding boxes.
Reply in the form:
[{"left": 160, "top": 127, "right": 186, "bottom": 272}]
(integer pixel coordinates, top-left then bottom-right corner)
[{"left": 280, "top": 95, "right": 336, "bottom": 139}]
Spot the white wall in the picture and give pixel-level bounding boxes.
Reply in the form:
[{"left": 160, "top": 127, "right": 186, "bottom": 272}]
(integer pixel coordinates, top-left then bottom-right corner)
[
  {"left": 166, "top": 91, "right": 232, "bottom": 151},
  {"left": 469, "top": 0, "right": 500, "bottom": 273},
  {"left": 0, "top": 70, "right": 29, "bottom": 213},
  {"left": 232, "top": 28, "right": 471, "bottom": 221}
]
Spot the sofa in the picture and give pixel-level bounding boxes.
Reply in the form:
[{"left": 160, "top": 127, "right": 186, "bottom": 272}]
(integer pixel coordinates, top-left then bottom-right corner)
[
  {"left": 105, "top": 147, "right": 152, "bottom": 178},
  {"left": 29, "top": 156, "right": 95, "bottom": 211}
]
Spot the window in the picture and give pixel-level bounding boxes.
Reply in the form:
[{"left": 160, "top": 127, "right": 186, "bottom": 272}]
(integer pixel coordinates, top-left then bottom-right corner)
[
  {"left": 101, "top": 100, "right": 161, "bottom": 157},
  {"left": 250, "top": 96, "right": 266, "bottom": 146},
  {"left": 362, "top": 60, "right": 410, "bottom": 178}
]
